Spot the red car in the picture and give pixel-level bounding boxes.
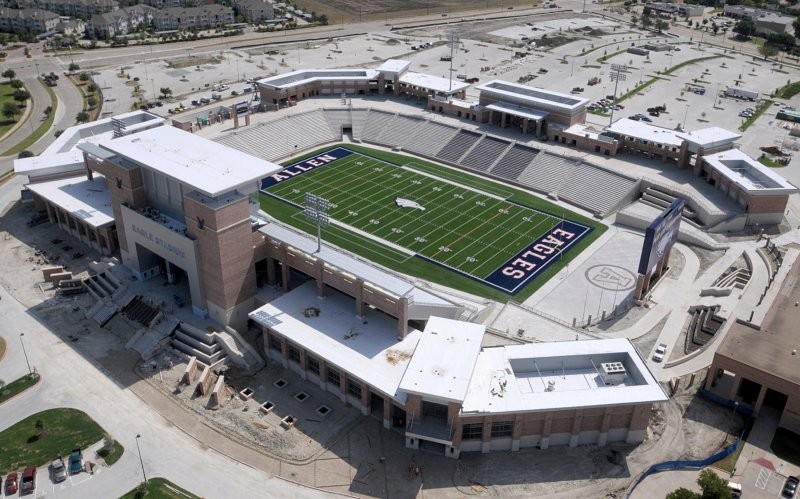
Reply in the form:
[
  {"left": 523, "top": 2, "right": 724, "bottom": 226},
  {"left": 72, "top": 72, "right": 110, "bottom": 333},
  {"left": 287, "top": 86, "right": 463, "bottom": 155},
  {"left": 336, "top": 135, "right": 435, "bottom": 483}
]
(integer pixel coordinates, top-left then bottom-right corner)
[
  {"left": 21, "top": 465, "right": 36, "bottom": 494},
  {"left": 6, "top": 471, "right": 18, "bottom": 494}
]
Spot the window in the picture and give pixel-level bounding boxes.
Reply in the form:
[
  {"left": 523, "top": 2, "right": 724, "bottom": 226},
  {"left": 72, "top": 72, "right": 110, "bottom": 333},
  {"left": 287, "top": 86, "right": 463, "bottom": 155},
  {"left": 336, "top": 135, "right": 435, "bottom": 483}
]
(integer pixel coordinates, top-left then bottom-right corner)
[
  {"left": 307, "top": 356, "right": 320, "bottom": 375},
  {"left": 462, "top": 423, "right": 483, "bottom": 440},
  {"left": 288, "top": 346, "right": 300, "bottom": 363},
  {"left": 269, "top": 335, "right": 282, "bottom": 351},
  {"left": 327, "top": 367, "right": 340, "bottom": 386},
  {"left": 491, "top": 421, "right": 513, "bottom": 438},
  {"left": 347, "top": 379, "right": 362, "bottom": 399}
]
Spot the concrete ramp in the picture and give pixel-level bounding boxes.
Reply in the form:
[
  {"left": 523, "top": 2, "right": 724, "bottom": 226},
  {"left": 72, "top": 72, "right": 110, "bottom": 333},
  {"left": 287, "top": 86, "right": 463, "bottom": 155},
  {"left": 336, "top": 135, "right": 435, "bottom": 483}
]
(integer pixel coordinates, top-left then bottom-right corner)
[{"left": 214, "top": 327, "right": 265, "bottom": 374}]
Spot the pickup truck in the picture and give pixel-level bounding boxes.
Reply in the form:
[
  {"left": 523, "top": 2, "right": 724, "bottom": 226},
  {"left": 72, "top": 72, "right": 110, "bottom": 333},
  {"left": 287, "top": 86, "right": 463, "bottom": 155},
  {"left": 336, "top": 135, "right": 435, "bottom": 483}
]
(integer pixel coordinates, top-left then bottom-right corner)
[
  {"left": 51, "top": 457, "right": 67, "bottom": 482},
  {"left": 69, "top": 449, "right": 83, "bottom": 474}
]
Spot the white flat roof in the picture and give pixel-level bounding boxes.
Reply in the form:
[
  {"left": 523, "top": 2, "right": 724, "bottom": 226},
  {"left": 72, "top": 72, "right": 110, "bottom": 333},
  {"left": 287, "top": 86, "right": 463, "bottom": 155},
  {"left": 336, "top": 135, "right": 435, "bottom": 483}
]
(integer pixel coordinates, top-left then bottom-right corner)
[
  {"left": 703, "top": 149, "right": 797, "bottom": 193},
  {"left": 675, "top": 127, "right": 741, "bottom": 149},
  {"left": 607, "top": 118, "right": 683, "bottom": 147},
  {"left": 259, "top": 223, "right": 454, "bottom": 307},
  {"left": 248, "top": 281, "right": 421, "bottom": 402},
  {"left": 486, "top": 101, "right": 548, "bottom": 121},
  {"left": 378, "top": 59, "right": 411, "bottom": 74},
  {"left": 257, "top": 69, "right": 380, "bottom": 90},
  {"left": 27, "top": 174, "right": 114, "bottom": 228},
  {"left": 461, "top": 338, "right": 668, "bottom": 415},
  {"left": 399, "top": 72, "right": 470, "bottom": 95},
  {"left": 476, "top": 80, "right": 589, "bottom": 112},
  {"left": 14, "top": 150, "right": 85, "bottom": 177},
  {"left": 398, "top": 317, "right": 484, "bottom": 403},
  {"left": 95, "top": 126, "right": 282, "bottom": 198}
]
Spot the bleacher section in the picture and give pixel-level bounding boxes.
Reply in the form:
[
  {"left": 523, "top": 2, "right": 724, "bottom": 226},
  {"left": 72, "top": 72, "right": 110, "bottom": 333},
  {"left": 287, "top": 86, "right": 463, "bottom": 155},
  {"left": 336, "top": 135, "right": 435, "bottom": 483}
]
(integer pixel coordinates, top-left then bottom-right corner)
[
  {"left": 640, "top": 186, "right": 701, "bottom": 225},
  {"left": 516, "top": 152, "right": 579, "bottom": 195},
  {"left": 489, "top": 144, "right": 539, "bottom": 180},
  {"left": 350, "top": 109, "right": 369, "bottom": 139},
  {"left": 323, "top": 108, "right": 351, "bottom": 136},
  {"left": 461, "top": 136, "right": 512, "bottom": 172},
  {"left": 401, "top": 121, "right": 458, "bottom": 157},
  {"left": 436, "top": 130, "right": 482, "bottom": 164},
  {"left": 558, "top": 163, "right": 639, "bottom": 215},
  {"left": 361, "top": 110, "right": 397, "bottom": 144},
  {"left": 377, "top": 114, "right": 425, "bottom": 147}
]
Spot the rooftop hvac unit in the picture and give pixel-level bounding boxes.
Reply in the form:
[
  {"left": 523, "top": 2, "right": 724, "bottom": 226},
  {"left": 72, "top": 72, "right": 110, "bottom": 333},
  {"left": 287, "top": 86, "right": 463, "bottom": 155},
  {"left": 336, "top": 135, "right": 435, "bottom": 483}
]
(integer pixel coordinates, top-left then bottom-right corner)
[
  {"left": 600, "top": 362, "right": 627, "bottom": 385},
  {"left": 545, "top": 380, "right": 556, "bottom": 392}
]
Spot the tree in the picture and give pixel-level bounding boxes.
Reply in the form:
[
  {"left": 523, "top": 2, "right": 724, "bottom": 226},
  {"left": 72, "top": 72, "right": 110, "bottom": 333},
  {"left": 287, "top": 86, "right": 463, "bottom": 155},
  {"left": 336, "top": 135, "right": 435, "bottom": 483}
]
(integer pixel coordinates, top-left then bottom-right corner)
[
  {"left": 13, "top": 89, "right": 30, "bottom": 103},
  {"left": 759, "top": 42, "right": 779, "bottom": 60},
  {"left": 87, "top": 96, "right": 98, "bottom": 109},
  {"left": 665, "top": 488, "right": 700, "bottom": 499},
  {"left": 76, "top": 111, "right": 90, "bottom": 123},
  {"left": 794, "top": 16, "right": 800, "bottom": 39},
  {"left": 78, "top": 72, "right": 90, "bottom": 82},
  {"left": 159, "top": 86, "right": 173, "bottom": 98},
  {"left": 10, "top": 79, "right": 23, "bottom": 89},
  {"left": 733, "top": 18, "right": 756, "bottom": 39},
  {"left": 43, "top": 105, "right": 52, "bottom": 117},
  {"left": 655, "top": 19, "right": 669, "bottom": 32},
  {"left": 87, "top": 83, "right": 98, "bottom": 93},
  {"left": 318, "top": 14, "right": 328, "bottom": 25},
  {"left": 642, "top": 14, "right": 653, "bottom": 29},
  {"left": 68, "top": 62, "right": 80, "bottom": 71},
  {"left": 712, "top": 22, "right": 719, "bottom": 35},
  {"left": 1, "top": 68, "right": 15, "bottom": 81},
  {"left": 696, "top": 469, "right": 731, "bottom": 498},
  {"left": 2, "top": 102, "right": 18, "bottom": 120},
  {"left": 17, "top": 150, "right": 34, "bottom": 158}
]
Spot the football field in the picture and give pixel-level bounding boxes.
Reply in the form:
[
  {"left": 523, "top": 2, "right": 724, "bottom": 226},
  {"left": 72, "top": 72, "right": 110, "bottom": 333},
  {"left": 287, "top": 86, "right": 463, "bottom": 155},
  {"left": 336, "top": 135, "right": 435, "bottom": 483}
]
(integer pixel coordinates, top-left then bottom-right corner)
[{"left": 260, "top": 147, "right": 592, "bottom": 295}]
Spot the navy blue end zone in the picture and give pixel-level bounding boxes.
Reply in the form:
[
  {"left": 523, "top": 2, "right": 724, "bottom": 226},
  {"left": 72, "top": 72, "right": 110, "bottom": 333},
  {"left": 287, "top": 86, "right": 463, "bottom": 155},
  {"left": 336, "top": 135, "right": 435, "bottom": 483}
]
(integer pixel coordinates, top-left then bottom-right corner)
[
  {"left": 260, "top": 147, "right": 353, "bottom": 191},
  {"left": 484, "top": 219, "right": 591, "bottom": 294}
]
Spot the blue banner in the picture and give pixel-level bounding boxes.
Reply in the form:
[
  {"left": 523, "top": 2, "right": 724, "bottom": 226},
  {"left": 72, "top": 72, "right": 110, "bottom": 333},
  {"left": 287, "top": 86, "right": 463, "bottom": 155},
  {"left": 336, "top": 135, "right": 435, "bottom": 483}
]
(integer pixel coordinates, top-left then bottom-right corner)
[
  {"left": 484, "top": 219, "right": 592, "bottom": 294},
  {"left": 260, "top": 147, "right": 353, "bottom": 190}
]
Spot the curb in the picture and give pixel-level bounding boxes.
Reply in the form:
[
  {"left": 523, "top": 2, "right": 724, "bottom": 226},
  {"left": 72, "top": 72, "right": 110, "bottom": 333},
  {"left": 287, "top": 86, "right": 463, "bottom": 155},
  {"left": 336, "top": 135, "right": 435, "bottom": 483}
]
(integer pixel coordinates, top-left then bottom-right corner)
[{"left": 0, "top": 373, "right": 42, "bottom": 406}]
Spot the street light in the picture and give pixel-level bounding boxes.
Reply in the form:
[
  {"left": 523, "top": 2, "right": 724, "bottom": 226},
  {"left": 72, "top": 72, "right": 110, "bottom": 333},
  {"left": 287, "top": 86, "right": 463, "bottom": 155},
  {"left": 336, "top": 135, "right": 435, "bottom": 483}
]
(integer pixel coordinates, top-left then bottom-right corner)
[
  {"left": 19, "top": 333, "right": 31, "bottom": 375},
  {"left": 135, "top": 434, "right": 148, "bottom": 489}
]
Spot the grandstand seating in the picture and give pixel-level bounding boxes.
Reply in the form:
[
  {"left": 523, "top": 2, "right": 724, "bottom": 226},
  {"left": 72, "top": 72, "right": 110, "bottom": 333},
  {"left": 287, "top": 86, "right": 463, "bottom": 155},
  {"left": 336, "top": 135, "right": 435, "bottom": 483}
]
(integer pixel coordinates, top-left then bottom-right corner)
[
  {"left": 436, "top": 130, "right": 482, "bottom": 164},
  {"left": 362, "top": 110, "right": 397, "bottom": 144},
  {"left": 489, "top": 144, "right": 539, "bottom": 181},
  {"left": 323, "top": 108, "right": 351, "bottom": 137},
  {"left": 402, "top": 121, "right": 458, "bottom": 157},
  {"left": 377, "top": 114, "right": 426, "bottom": 147},
  {"left": 516, "top": 152, "right": 578, "bottom": 195},
  {"left": 460, "top": 136, "right": 512, "bottom": 172},
  {"left": 350, "top": 109, "right": 369, "bottom": 139},
  {"left": 558, "top": 163, "right": 638, "bottom": 215}
]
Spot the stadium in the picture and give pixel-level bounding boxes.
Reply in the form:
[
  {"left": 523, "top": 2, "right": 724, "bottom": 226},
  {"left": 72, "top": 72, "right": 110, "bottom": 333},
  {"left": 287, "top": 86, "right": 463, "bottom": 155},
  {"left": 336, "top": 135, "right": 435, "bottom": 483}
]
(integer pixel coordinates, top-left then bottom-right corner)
[{"left": 14, "top": 54, "right": 799, "bottom": 459}]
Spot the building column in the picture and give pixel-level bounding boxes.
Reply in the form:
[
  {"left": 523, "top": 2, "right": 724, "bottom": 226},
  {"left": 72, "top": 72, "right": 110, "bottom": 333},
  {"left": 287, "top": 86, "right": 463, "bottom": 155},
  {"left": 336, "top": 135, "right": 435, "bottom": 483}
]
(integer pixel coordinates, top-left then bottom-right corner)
[
  {"left": 523, "top": 118, "right": 529, "bottom": 134},
  {"left": 753, "top": 385, "right": 768, "bottom": 416},
  {"left": 338, "top": 370, "right": 347, "bottom": 403},
  {"left": 298, "top": 349, "right": 308, "bottom": 380},
  {"left": 279, "top": 337, "right": 289, "bottom": 368},
  {"left": 481, "top": 418, "right": 492, "bottom": 453},
  {"left": 355, "top": 279, "right": 364, "bottom": 316},
  {"left": 281, "top": 259, "right": 290, "bottom": 292},
  {"left": 511, "top": 413, "right": 523, "bottom": 452},
  {"left": 598, "top": 407, "right": 613, "bottom": 447},
  {"left": 541, "top": 414, "right": 553, "bottom": 450},
  {"left": 535, "top": 119, "right": 542, "bottom": 136},
  {"left": 397, "top": 296, "right": 409, "bottom": 338},
  {"left": 728, "top": 375, "right": 743, "bottom": 401},
  {"left": 383, "top": 397, "right": 392, "bottom": 429},
  {"left": 569, "top": 409, "right": 583, "bottom": 447},
  {"left": 266, "top": 257, "right": 277, "bottom": 286},
  {"left": 360, "top": 383, "right": 370, "bottom": 416},
  {"left": 315, "top": 258, "right": 325, "bottom": 297}
]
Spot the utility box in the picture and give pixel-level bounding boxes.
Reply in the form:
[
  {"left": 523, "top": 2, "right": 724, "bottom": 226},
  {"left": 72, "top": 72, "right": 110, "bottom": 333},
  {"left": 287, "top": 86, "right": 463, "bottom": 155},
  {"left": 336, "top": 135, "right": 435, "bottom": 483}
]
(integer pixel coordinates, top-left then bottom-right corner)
[{"left": 600, "top": 362, "right": 627, "bottom": 385}]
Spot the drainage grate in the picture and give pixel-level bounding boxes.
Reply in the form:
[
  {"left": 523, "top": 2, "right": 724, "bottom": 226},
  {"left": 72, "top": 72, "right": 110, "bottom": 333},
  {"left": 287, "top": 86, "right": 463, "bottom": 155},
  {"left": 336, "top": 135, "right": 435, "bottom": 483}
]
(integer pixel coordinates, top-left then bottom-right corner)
[
  {"left": 274, "top": 378, "right": 287, "bottom": 389},
  {"left": 316, "top": 405, "right": 331, "bottom": 417},
  {"left": 294, "top": 391, "right": 309, "bottom": 402}
]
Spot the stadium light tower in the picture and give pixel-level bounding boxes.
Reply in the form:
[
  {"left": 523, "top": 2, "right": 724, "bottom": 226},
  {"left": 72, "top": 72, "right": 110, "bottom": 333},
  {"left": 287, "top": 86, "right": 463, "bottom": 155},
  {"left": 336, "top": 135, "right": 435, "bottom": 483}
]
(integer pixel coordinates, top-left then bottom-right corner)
[
  {"left": 608, "top": 64, "right": 628, "bottom": 126},
  {"left": 447, "top": 32, "right": 460, "bottom": 92},
  {"left": 304, "top": 193, "right": 331, "bottom": 253}
]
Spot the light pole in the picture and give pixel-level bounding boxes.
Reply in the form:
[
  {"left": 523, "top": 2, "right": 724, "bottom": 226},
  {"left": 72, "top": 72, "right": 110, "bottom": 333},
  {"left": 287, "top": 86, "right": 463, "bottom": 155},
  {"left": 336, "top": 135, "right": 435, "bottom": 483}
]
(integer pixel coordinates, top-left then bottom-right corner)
[
  {"left": 19, "top": 333, "right": 32, "bottom": 374},
  {"left": 608, "top": 64, "right": 628, "bottom": 126},
  {"left": 135, "top": 434, "right": 148, "bottom": 489},
  {"left": 682, "top": 103, "right": 690, "bottom": 130}
]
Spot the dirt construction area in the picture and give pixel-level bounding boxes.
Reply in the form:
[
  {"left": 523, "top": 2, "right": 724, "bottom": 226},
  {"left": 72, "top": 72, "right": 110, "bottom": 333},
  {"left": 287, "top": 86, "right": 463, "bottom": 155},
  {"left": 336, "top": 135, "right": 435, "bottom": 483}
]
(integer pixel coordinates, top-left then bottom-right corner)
[{"left": 0, "top": 174, "right": 748, "bottom": 498}]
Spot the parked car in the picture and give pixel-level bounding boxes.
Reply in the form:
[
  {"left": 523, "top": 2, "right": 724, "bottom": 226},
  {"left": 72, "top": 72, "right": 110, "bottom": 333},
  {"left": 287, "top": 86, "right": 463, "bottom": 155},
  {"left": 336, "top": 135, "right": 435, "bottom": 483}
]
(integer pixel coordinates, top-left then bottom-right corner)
[
  {"left": 21, "top": 465, "right": 36, "bottom": 494},
  {"left": 6, "top": 472, "right": 18, "bottom": 494},
  {"left": 652, "top": 343, "right": 667, "bottom": 362},
  {"left": 783, "top": 476, "right": 799, "bottom": 499},
  {"left": 69, "top": 449, "right": 83, "bottom": 474},
  {"left": 51, "top": 457, "right": 67, "bottom": 482}
]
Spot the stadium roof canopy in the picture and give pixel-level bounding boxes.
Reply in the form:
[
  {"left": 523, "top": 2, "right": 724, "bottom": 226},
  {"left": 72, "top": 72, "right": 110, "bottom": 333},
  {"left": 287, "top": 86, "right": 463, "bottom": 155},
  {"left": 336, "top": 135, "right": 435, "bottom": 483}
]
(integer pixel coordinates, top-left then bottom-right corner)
[
  {"left": 486, "top": 101, "right": 549, "bottom": 121},
  {"left": 703, "top": 149, "right": 797, "bottom": 194},
  {"left": 461, "top": 338, "right": 668, "bottom": 414},
  {"left": 256, "top": 69, "right": 380, "bottom": 90},
  {"left": 606, "top": 118, "right": 683, "bottom": 147},
  {"left": 26, "top": 174, "right": 114, "bottom": 228},
  {"left": 399, "top": 71, "right": 470, "bottom": 95},
  {"left": 476, "top": 80, "right": 589, "bottom": 113},
  {"left": 675, "top": 126, "right": 741, "bottom": 153},
  {"left": 84, "top": 126, "right": 282, "bottom": 198}
]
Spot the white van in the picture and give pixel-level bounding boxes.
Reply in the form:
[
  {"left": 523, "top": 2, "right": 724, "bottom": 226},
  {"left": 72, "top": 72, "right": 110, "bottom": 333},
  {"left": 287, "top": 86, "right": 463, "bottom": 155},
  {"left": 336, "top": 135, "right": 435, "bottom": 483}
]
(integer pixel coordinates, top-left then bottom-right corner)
[{"left": 727, "top": 481, "right": 742, "bottom": 498}]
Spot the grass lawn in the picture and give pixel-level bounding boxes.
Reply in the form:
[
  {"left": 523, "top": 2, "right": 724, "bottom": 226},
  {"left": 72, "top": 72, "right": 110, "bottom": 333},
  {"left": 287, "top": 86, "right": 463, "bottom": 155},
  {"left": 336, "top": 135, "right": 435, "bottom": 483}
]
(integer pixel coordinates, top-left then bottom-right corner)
[
  {"left": 119, "top": 478, "right": 200, "bottom": 499},
  {"left": 0, "top": 373, "right": 40, "bottom": 404},
  {"left": 0, "top": 336, "right": 5, "bottom": 360},
  {"left": 263, "top": 144, "right": 605, "bottom": 301},
  {"left": 739, "top": 99, "right": 773, "bottom": 132},
  {"left": 757, "top": 155, "right": 786, "bottom": 168},
  {"left": 0, "top": 81, "right": 19, "bottom": 138},
  {"left": 0, "top": 408, "right": 107, "bottom": 474},
  {"left": 3, "top": 79, "right": 57, "bottom": 156},
  {"left": 99, "top": 439, "right": 125, "bottom": 466}
]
